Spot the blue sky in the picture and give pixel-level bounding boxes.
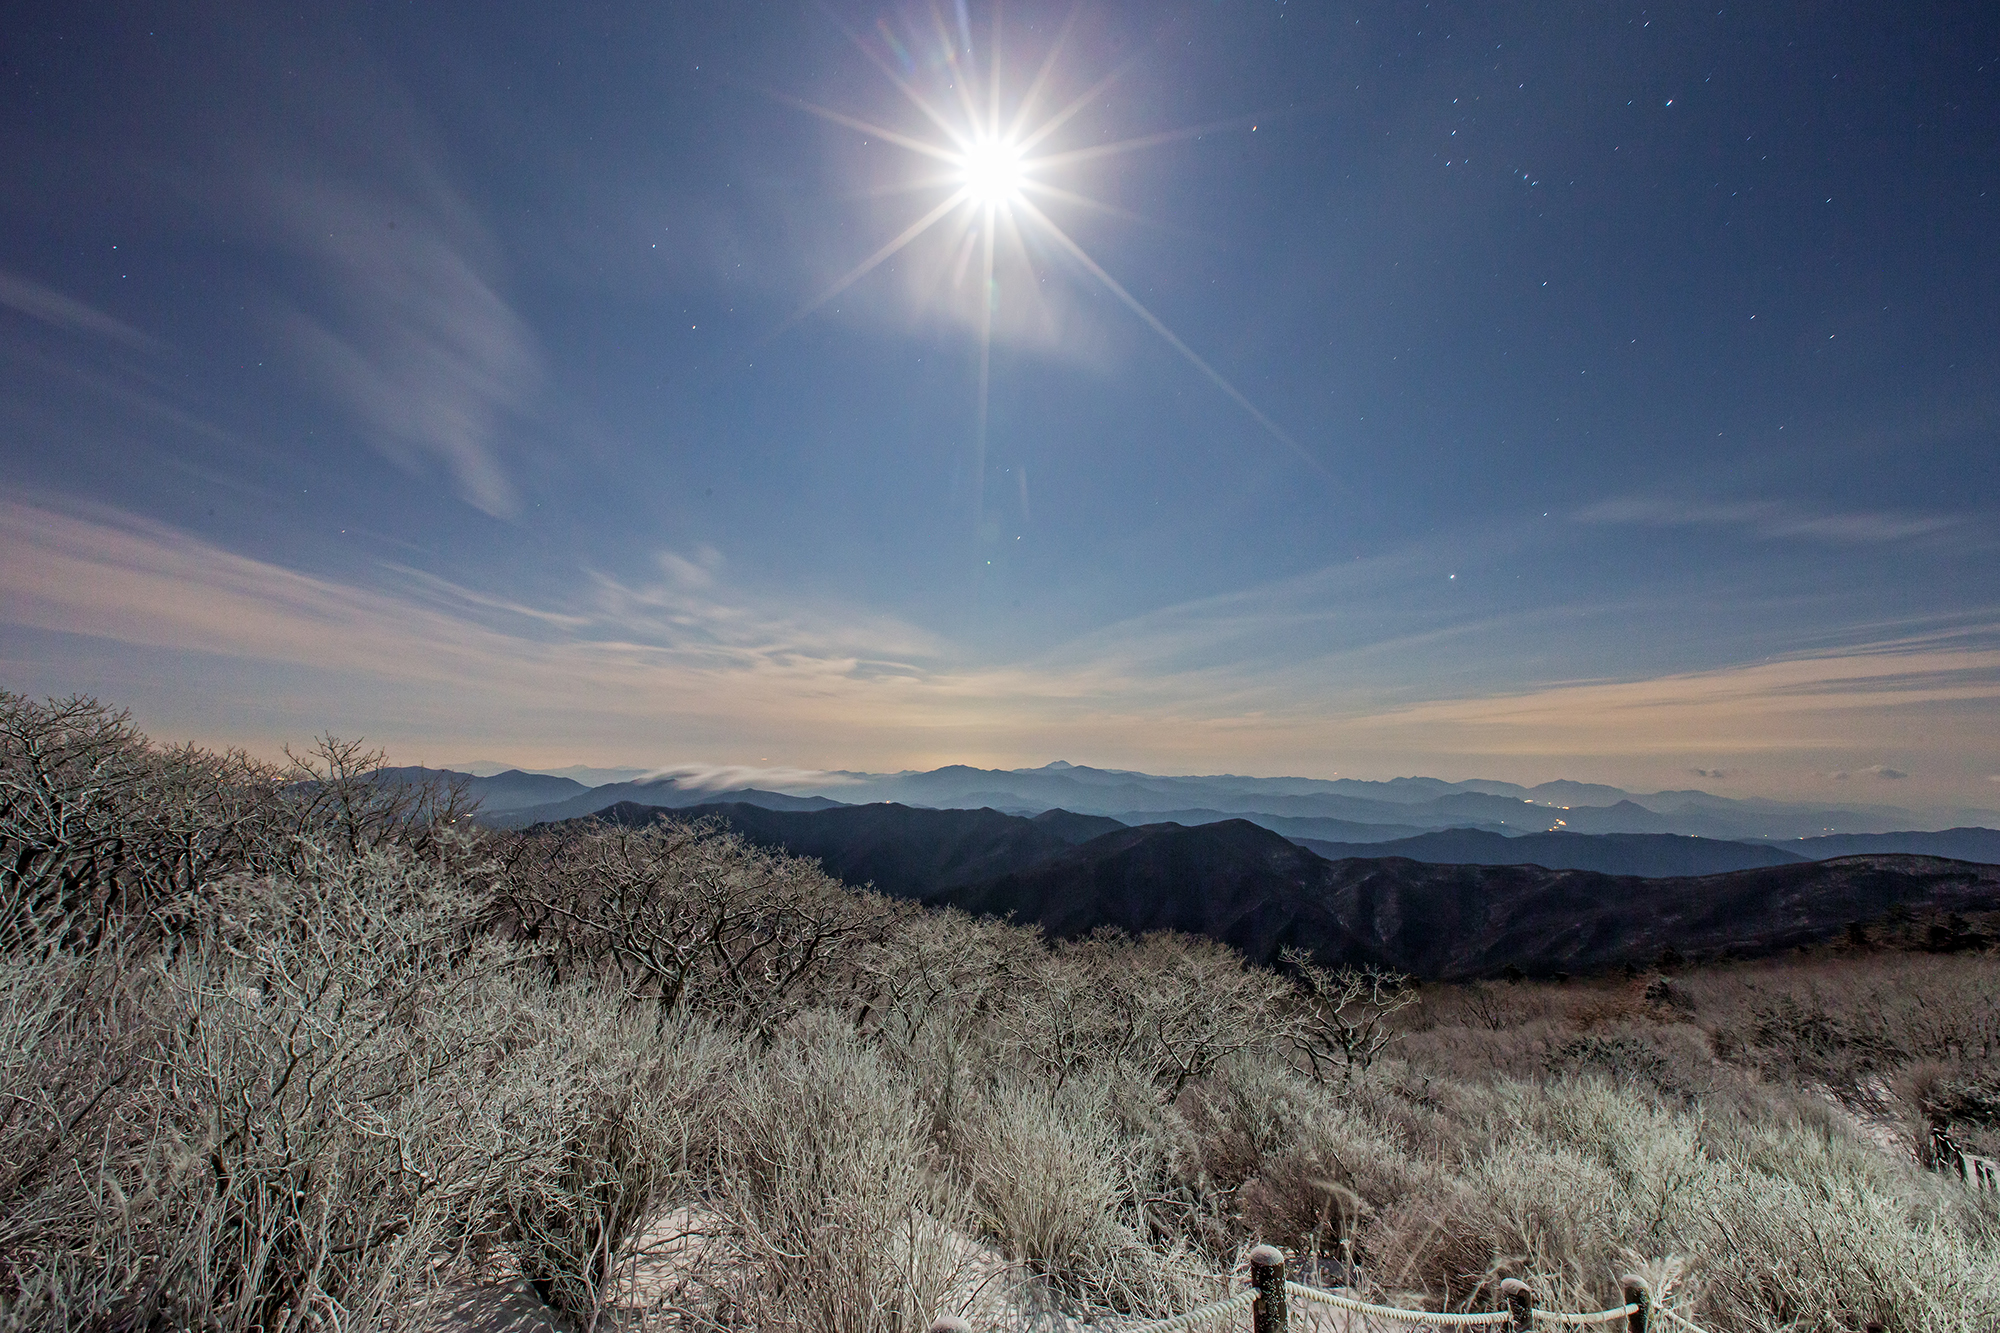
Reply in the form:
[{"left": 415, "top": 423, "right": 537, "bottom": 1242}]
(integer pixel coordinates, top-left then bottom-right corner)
[{"left": 3, "top": 1, "right": 1998, "bottom": 808}]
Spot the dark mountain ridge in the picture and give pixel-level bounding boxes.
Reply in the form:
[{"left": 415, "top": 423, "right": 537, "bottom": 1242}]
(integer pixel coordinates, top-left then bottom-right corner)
[
  {"left": 546, "top": 803, "right": 2000, "bottom": 980},
  {"left": 575, "top": 800, "right": 1108, "bottom": 898},
  {"left": 934, "top": 820, "right": 2000, "bottom": 980},
  {"left": 1292, "top": 828, "right": 1808, "bottom": 878},
  {"left": 1761, "top": 828, "right": 2000, "bottom": 863},
  {"left": 1126, "top": 809, "right": 1446, "bottom": 842},
  {"left": 938, "top": 819, "right": 1351, "bottom": 961},
  {"left": 369, "top": 765, "right": 589, "bottom": 814}
]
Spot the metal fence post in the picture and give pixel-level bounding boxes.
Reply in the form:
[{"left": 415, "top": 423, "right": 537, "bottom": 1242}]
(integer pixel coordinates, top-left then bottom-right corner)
[
  {"left": 1249, "top": 1244, "right": 1288, "bottom": 1333},
  {"left": 1620, "top": 1275, "right": 1650, "bottom": 1333},
  {"left": 1500, "top": 1278, "right": 1534, "bottom": 1332}
]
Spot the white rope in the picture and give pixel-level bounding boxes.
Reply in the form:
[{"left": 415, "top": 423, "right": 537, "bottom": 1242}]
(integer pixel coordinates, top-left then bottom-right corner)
[
  {"left": 1530, "top": 1304, "right": 1638, "bottom": 1325},
  {"left": 1123, "top": 1290, "right": 1260, "bottom": 1333},
  {"left": 1651, "top": 1305, "right": 1711, "bottom": 1333},
  {"left": 975, "top": 1283, "right": 1690, "bottom": 1332},
  {"left": 1285, "top": 1282, "right": 1514, "bottom": 1326}
]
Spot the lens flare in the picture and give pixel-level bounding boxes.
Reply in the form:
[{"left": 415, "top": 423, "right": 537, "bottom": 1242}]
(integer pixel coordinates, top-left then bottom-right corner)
[
  {"left": 779, "top": 4, "right": 1324, "bottom": 512},
  {"left": 958, "top": 137, "right": 1025, "bottom": 205}
]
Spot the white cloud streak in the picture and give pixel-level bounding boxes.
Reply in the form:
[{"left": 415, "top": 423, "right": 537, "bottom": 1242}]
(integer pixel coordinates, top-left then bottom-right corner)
[
  {"left": 0, "top": 270, "right": 159, "bottom": 351},
  {"left": 1337, "top": 635, "right": 2000, "bottom": 762},
  {"left": 0, "top": 497, "right": 946, "bottom": 749},
  {"left": 267, "top": 169, "right": 539, "bottom": 518},
  {"left": 4, "top": 496, "right": 1999, "bottom": 801},
  {"left": 1576, "top": 496, "right": 1963, "bottom": 544},
  {"left": 639, "top": 764, "right": 863, "bottom": 791}
]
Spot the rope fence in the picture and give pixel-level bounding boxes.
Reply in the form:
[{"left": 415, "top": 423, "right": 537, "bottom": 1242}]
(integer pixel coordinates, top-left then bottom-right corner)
[
  {"left": 929, "top": 1248, "right": 1714, "bottom": 1333},
  {"left": 1282, "top": 1283, "right": 1513, "bottom": 1325},
  {"left": 1651, "top": 1307, "right": 1711, "bottom": 1333},
  {"left": 1525, "top": 1306, "right": 1641, "bottom": 1326},
  {"left": 1125, "top": 1290, "right": 1260, "bottom": 1332}
]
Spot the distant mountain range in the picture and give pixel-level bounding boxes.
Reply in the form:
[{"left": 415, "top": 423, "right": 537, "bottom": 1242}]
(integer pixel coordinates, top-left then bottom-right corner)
[
  {"left": 457, "top": 758, "right": 1998, "bottom": 842},
  {"left": 372, "top": 766, "right": 590, "bottom": 814},
  {"left": 1777, "top": 828, "right": 2000, "bottom": 861},
  {"left": 566, "top": 802, "right": 2000, "bottom": 979},
  {"left": 1293, "top": 829, "right": 1811, "bottom": 877},
  {"left": 374, "top": 760, "right": 2000, "bottom": 874},
  {"left": 484, "top": 779, "right": 845, "bottom": 825}
]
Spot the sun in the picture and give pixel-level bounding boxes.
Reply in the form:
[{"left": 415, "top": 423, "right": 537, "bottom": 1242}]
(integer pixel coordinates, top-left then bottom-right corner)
[
  {"left": 957, "top": 137, "right": 1026, "bottom": 206},
  {"left": 779, "top": 4, "right": 1323, "bottom": 514}
]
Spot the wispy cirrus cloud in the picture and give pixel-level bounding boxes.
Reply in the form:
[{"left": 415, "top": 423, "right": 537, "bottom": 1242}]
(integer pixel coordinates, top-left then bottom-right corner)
[
  {"left": 0, "top": 271, "right": 160, "bottom": 351},
  {"left": 1335, "top": 635, "right": 2000, "bottom": 773},
  {"left": 210, "top": 35, "right": 543, "bottom": 520},
  {"left": 1575, "top": 496, "right": 1963, "bottom": 544},
  {"left": 0, "top": 495, "right": 952, "bottom": 760},
  {"left": 265, "top": 167, "right": 540, "bottom": 518},
  {"left": 0, "top": 270, "right": 238, "bottom": 452},
  {"left": 5, "top": 494, "right": 2000, "bottom": 802},
  {"left": 581, "top": 545, "right": 944, "bottom": 677}
]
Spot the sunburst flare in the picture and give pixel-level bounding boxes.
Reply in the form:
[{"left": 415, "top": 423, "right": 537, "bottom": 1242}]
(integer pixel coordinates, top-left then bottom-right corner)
[{"left": 782, "top": 3, "right": 1325, "bottom": 523}]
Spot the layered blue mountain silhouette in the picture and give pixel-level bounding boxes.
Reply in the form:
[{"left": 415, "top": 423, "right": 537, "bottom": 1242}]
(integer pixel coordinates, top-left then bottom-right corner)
[{"left": 422, "top": 758, "right": 1999, "bottom": 852}]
